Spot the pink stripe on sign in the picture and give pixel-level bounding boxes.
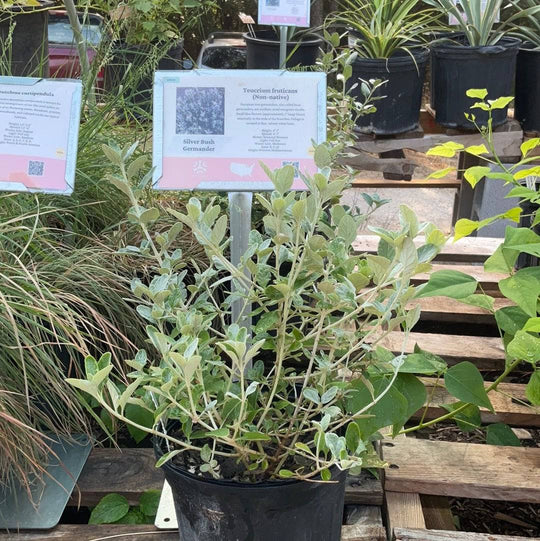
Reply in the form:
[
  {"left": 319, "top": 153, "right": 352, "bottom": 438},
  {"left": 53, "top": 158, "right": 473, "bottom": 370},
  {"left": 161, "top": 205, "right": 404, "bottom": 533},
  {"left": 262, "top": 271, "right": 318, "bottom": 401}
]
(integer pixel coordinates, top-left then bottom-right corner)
[
  {"left": 159, "top": 157, "right": 315, "bottom": 190},
  {"left": 0, "top": 155, "right": 67, "bottom": 190},
  {"left": 259, "top": 15, "right": 309, "bottom": 25}
]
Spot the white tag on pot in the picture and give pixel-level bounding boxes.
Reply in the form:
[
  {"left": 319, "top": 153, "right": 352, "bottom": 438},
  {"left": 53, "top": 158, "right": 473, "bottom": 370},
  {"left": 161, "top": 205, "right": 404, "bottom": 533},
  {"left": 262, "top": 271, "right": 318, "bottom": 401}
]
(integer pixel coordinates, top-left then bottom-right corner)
[{"left": 155, "top": 481, "right": 179, "bottom": 530}]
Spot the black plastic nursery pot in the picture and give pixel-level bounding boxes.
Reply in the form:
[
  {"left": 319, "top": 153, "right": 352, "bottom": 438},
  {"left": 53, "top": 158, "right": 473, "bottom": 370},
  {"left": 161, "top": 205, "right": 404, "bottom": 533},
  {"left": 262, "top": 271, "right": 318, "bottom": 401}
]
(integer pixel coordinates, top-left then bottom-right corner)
[
  {"left": 347, "top": 47, "right": 429, "bottom": 135},
  {"left": 515, "top": 43, "right": 540, "bottom": 133},
  {"left": 0, "top": 2, "right": 52, "bottom": 77},
  {"left": 155, "top": 438, "right": 347, "bottom": 541},
  {"left": 243, "top": 30, "right": 322, "bottom": 69},
  {"left": 430, "top": 35, "right": 521, "bottom": 129},
  {"left": 104, "top": 40, "right": 183, "bottom": 109}
]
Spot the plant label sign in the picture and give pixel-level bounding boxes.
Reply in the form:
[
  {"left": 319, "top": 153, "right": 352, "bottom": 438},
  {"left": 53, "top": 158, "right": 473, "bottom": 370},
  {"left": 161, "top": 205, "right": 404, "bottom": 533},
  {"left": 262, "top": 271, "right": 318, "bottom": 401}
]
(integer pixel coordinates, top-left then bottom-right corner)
[
  {"left": 152, "top": 70, "right": 326, "bottom": 191},
  {"left": 258, "top": 0, "right": 311, "bottom": 27},
  {"left": 0, "top": 77, "right": 82, "bottom": 195}
]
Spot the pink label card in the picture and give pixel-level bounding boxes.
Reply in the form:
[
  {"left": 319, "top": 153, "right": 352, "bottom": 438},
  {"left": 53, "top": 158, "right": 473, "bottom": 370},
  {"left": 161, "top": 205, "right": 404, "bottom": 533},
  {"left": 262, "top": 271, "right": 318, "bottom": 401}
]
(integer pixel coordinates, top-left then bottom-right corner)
[
  {"left": 152, "top": 70, "right": 326, "bottom": 192},
  {"left": 0, "top": 77, "right": 82, "bottom": 195},
  {"left": 258, "top": 0, "right": 310, "bottom": 28}
]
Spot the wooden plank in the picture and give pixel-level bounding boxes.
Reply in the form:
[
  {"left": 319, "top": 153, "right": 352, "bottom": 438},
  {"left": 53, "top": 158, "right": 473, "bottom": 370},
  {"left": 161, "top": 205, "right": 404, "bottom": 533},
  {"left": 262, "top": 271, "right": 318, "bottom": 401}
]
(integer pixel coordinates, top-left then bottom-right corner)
[
  {"left": 352, "top": 129, "right": 522, "bottom": 157},
  {"left": 377, "top": 331, "right": 505, "bottom": 370},
  {"left": 411, "top": 264, "right": 505, "bottom": 294},
  {"left": 341, "top": 522, "right": 387, "bottom": 541},
  {"left": 383, "top": 438, "right": 540, "bottom": 503},
  {"left": 418, "top": 379, "right": 540, "bottom": 428},
  {"left": 385, "top": 492, "right": 426, "bottom": 533},
  {"left": 0, "top": 521, "right": 387, "bottom": 541},
  {"left": 420, "top": 495, "right": 457, "bottom": 531},
  {"left": 339, "top": 152, "right": 418, "bottom": 176},
  {"left": 68, "top": 448, "right": 163, "bottom": 507},
  {"left": 394, "top": 527, "right": 534, "bottom": 541},
  {"left": 69, "top": 449, "right": 383, "bottom": 508},
  {"left": 344, "top": 505, "right": 383, "bottom": 526},
  {"left": 0, "top": 525, "right": 178, "bottom": 541},
  {"left": 350, "top": 178, "right": 462, "bottom": 189},
  {"left": 383, "top": 434, "right": 425, "bottom": 535},
  {"left": 353, "top": 235, "right": 503, "bottom": 263},
  {"left": 410, "top": 296, "right": 513, "bottom": 324},
  {"left": 346, "top": 471, "right": 384, "bottom": 505}
]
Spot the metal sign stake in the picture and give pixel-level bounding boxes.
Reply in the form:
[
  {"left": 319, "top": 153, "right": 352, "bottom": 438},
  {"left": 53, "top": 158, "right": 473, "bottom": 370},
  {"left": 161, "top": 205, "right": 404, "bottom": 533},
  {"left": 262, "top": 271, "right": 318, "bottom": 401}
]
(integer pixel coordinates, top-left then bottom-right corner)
[
  {"left": 279, "top": 26, "right": 288, "bottom": 69},
  {"left": 228, "top": 191, "right": 253, "bottom": 340}
]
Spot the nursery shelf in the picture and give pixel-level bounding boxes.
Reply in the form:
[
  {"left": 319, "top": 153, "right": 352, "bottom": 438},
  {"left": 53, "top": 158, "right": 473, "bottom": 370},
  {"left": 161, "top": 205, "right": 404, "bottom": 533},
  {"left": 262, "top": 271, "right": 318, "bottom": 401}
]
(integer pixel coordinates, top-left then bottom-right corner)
[
  {"left": 394, "top": 528, "right": 535, "bottom": 541},
  {"left": 383, "top": 438, "right": 540, "bottom": 503},
  {"left": 376, "top": 331, "right": 506, "bottom": 370},
  {"left": 353, "top": 234, "right": 503, "bottom": 263},
  {"left": 418, "top": 379, "right": 539, "bottom": 428}
]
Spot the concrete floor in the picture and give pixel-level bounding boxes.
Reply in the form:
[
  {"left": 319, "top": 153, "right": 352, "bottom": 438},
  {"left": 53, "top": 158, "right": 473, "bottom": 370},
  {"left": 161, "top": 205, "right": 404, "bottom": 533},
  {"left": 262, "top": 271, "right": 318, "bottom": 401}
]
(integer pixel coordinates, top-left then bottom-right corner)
[{"left": 342, "top": 187, "right": 456, "bottom": 235}]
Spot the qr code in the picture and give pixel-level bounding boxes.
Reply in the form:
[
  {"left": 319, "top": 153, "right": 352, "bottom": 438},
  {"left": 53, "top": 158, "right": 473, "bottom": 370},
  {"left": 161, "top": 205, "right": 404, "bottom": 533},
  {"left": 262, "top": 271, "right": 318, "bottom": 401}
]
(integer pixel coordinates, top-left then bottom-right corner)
[
  {"left": 282, "top": 161, "right": 300, "bottom": 178},
  {"left": 28, "top": 160, "right": 44, "bottom": 176}
]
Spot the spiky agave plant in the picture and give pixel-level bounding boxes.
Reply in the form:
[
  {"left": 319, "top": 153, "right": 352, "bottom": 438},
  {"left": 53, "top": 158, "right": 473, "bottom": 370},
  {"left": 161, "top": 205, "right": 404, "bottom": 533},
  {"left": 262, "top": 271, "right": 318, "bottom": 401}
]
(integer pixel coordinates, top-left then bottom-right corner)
[
  {"left": 509, "top": 0, "right": 540, "bottom": 49},
  {"left": 329, "top": 0, "right": 439, "bottom": 59},
  {"left": 423, "top": 0, "right": 540, "bottom": 46}
]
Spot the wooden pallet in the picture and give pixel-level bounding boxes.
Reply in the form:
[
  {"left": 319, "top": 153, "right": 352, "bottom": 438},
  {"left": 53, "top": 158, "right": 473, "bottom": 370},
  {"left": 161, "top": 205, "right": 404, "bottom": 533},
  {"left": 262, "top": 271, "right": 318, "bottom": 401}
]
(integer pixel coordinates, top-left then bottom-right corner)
[
  {"left": 383, "top": 438, "right": 540, "bottom": 503},
  {"left": 347, "top": 112, "right": 524, "bottom": 183},
  {"left": 353, "top": 234, "right": 503, "bottom": 263},
  {"left": 378, "top": 238, "right": 540, "bottom": 541},
  {"left": 383, "top": 436, "right": 540, "bottom": 541}
]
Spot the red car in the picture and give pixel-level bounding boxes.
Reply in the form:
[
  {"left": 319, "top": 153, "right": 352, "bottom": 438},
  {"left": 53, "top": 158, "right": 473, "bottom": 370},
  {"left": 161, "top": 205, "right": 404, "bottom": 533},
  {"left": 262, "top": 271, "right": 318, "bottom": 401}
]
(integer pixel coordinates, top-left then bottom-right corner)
[{"left": 48, "top": 10, "right": 104, "bottom": 88}]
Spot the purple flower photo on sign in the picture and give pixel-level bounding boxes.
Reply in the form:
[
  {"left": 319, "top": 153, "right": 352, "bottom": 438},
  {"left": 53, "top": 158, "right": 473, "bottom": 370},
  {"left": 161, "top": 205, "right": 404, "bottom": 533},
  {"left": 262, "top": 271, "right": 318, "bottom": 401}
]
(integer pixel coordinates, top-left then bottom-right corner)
[{"left": 176, "top": 87, "right": 225, "bottom": 135}]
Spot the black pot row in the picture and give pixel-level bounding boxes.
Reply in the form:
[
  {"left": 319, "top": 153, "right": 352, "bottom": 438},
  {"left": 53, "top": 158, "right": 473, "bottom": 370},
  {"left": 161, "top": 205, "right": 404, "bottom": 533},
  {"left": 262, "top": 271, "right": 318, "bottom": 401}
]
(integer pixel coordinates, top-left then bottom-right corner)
[{"left": 244, "top": 31, "right": 540, "bottom": 135}]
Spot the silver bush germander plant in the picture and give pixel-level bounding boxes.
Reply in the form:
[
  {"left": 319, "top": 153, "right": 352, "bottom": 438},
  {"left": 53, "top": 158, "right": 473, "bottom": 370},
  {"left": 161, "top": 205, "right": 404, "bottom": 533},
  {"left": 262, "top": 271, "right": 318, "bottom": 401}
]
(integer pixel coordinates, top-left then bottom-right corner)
[{"left": 68, "top": 142, "right": 448, "bottom": 482}]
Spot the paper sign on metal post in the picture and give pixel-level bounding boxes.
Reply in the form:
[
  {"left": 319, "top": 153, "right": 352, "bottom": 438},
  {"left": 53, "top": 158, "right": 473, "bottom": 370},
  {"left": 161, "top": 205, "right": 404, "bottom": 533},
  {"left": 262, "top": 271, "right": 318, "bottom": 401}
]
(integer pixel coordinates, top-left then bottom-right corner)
[
  {"left": 0, "top": 77, "right": 82, "bottom": 195},
  {"left": 153, "top": 70, "right": 326, "bottom": 192},
  {"left": 258, "top": 0, "right": 310, "bottom": 27}
]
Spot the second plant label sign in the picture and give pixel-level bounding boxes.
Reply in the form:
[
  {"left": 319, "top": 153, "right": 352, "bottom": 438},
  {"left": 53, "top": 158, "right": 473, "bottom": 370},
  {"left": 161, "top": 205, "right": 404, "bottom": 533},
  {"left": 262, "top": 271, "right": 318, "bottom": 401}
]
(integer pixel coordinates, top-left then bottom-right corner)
[{"left": 152, "top": 70, "right": 326, "bottom": 192}]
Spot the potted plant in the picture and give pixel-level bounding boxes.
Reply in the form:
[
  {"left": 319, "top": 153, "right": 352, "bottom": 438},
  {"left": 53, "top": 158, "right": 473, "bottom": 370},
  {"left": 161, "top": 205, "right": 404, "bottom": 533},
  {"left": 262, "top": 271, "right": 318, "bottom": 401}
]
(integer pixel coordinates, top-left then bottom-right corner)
[
  {"left": 424, "top": 0, "right": 540, "bottom": 129},
  {"left": 511, "top": 0, "right": 540, "bottom": 133},
  {"left": 244, "top": 0, "right": 324, "bottom": 69},
  {"left": 67, "top": 142, "right": 456, "bottom": 540},
  {"left": 328, "top": 0, "right": 437, "bottom": 135},
  {"left": 244, "top": 27, "right": 324, "bottom": 69},
  {"left": 0, "top": 0, "right": 53, "bottom": 77},
  {"left": 101, "top": 0, "right": 211, "bottom": 109}
]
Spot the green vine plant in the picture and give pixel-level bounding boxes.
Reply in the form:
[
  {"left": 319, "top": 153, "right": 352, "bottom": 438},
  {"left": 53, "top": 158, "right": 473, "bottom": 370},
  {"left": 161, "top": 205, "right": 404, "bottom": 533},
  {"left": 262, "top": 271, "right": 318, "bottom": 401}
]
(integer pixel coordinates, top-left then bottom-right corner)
[
  {"left": 89, "top": 490, "right": 161, "bottom": 524},
  {"left": 421, "top": 89, "right": 540, "bottom": 419},
  {"left": 67, "top": 140, "right": 531, "bottom": 483}
]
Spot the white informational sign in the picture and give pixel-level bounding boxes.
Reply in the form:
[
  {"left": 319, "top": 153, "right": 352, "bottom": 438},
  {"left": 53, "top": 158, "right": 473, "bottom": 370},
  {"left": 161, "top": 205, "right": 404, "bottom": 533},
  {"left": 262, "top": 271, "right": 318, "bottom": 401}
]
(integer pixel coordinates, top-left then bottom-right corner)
[
  {"left": 258, "top": 0, "right": 310, "bottom": 28},
  {"left": 153, "top": 70, "right": 326, "bottom": 192},
  {"left": 0, "top": 77, "right": 82, "bottom": 195}
]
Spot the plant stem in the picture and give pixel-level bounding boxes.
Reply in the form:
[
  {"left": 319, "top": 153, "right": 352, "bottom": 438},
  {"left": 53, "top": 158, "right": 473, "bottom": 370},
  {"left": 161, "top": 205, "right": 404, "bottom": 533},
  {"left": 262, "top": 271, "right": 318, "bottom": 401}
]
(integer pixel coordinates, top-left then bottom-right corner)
[
  {"left": 62, "top": 0, "right": 96, "bottom": 110},
  {"left": 399, "top": 358, "right": 523, "bottom": 435}
]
